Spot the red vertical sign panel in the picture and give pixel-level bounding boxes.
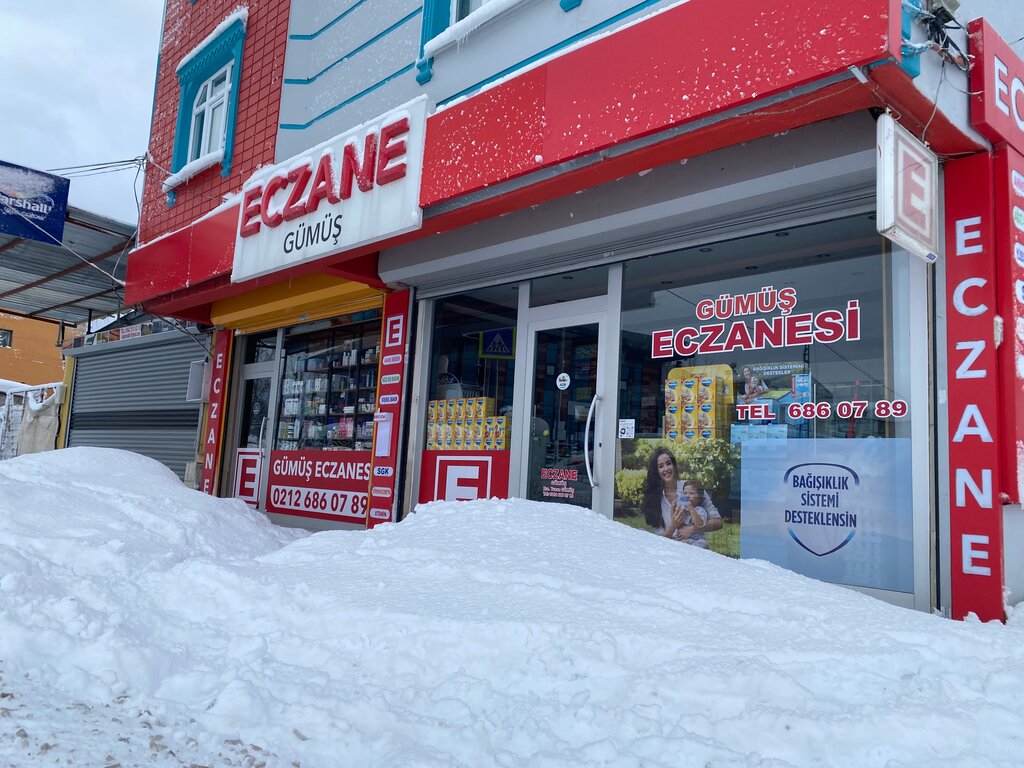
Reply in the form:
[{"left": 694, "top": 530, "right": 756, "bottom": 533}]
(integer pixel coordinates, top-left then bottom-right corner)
[
  {"left": 994, "top": 146, "right": 1024, "bottom": 504},
  {"left": 366, "top": 289, "right": 411, "bottom": 528},
  {"left": 944, "top": 154, "right": 1005, "bottom": 621},
  {"left": 200, "top": 330, "right": 232, "bottom": 495}
]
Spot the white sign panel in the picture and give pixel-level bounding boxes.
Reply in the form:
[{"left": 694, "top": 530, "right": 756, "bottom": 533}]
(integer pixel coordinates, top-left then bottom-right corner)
[
  {"left": 232, "top": 96, "right": 428, "bottom": 282},
  {"left": 876, "top": 113, "right": 939, "bottom": 263}
]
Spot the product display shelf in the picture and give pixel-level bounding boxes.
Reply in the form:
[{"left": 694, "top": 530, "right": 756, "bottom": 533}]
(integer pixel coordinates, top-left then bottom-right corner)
[{"left": 276, "top": 328, "right": 381, "bottom": 452}]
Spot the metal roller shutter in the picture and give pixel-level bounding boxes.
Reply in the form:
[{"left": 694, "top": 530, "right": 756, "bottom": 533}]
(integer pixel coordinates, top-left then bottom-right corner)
[{"left": 66, "top": 333, "right": 206, "bottom": 479}]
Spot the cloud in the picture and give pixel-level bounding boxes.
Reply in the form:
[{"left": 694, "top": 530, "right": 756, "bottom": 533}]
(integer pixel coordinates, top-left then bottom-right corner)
[{"left": 0, "top": 2, "right": 164, "bottom": 224}]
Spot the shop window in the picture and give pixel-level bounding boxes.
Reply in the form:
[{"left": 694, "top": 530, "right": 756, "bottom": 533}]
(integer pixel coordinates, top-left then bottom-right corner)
[
  {"left": 275, "top": 311, "right": 382, "bottom": 452},
  {"left": 425, "top": 286, "right": 518, "bottom": 453},
  {"left": 165, "top": 12, "right": 247, "bottom": 195},
  {"left": 615, "top": 215, "right": 918, "bottom": 595},
  {"left": 0, "top": 329, "right": 11, "bottom": 348}
]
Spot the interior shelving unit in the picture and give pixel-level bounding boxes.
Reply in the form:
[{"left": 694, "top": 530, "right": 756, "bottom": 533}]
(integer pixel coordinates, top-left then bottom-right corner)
[{"left": 276, "top": 318, "right": 381, "bottom": 452}]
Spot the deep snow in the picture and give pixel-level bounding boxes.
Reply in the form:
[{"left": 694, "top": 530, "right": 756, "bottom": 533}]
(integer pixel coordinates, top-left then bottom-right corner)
[{"left": 2, "top": 448, "right": 1023, "bottom": 767}]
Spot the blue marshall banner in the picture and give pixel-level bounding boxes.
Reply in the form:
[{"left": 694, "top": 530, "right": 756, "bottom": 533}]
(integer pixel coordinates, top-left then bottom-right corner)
[
  {"left": 0, "top": 160, "right": 71, "bottom": 245},
  {"left": 740, "top": 438, "right": 914, "bottom": 593}
]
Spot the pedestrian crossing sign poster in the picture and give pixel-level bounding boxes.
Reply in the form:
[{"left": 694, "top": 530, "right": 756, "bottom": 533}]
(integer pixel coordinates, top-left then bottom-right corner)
[{"left": 480, "top": 328, "right": 515, "bottom": 359}]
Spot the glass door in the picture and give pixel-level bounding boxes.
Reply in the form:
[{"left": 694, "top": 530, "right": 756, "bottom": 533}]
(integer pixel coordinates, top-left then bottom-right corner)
[
  {"left": 229, "top": 331, "right": 281, "bottom": 509},
  {"left": 525, "top": 323, "right": 601, "bottom": 508}
]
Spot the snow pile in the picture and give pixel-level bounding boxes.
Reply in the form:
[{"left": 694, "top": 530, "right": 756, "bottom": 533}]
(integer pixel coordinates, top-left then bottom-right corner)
[{"left": 3, "top": 448, "right": 1024, "bottom": 766}]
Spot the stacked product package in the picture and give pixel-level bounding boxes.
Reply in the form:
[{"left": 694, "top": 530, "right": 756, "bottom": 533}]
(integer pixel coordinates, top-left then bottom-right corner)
[
  {"left": 425, "top": 398, "right": 509, "bottom": 451},
  {"left": 663, "top": 368, "right": 729, "bottom": 442}
]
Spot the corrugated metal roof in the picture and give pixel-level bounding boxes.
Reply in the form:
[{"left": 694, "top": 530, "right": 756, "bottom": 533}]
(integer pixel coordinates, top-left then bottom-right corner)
[{"left": 0, "top": 206, "right": 134, "bottom": 324}]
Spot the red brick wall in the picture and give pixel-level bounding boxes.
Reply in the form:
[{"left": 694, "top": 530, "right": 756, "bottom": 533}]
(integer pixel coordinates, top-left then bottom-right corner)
[{"left": 139, "top": 0, "right": 290, "bottom": 244}]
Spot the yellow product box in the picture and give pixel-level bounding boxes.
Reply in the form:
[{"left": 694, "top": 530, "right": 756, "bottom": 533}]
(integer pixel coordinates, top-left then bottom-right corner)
[
  {"left": 426, "top": 437, "right": 438, "bottom": 451},
  {"left": 445, "top": 399, "right": 457, "bottom": 420},
  {"left": 471, "top": 436, "right": 484, "bottom": 450},
  {"left": 426, "top": 421, "right": 438, "bottom": 442},
  {"left": 464, "top": 397, "right": 476, "bottom": 417},
  {"left": 484, "top": 415, "right": 507, "bottom": 440},
  {"left": 693, "top": 426, "right": 723, "bottom": 441},
  {"left": 454, "top": 398, "right": 466, "bottom": 419},
  {"left": 427, "top": 400, "right": 439, "bottom": 421},
  {"left": 695, "top": 375, "right": 725, "bottom": 407},
  {"left": 454, "top": 419, "right": 467, "bottom": 443},
  {"left": 494, "top": 436, "right": 507, "bottom": 451},
  {"left": 679, "top": 410, "right": 697, "bottom": 430},
  {"left": 663, "top": 406, "right": 681, "bottom": 433},
  {"left": 695, "top": 403, "right": 718, "bottom": 430},
  {"left": 663, "top": 425, "right": 682, "bottom": 441},
  {"left": 442, "top": 419, "right": 454, "bottom": 443},
  {"left": 454, "top": 438, "right": 465, "bottom": 451}
]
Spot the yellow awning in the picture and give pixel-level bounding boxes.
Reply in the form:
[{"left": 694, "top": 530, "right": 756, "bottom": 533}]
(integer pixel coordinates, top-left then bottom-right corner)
[{"left": 210, "top": 274, "right": 383, "bottom": 334}]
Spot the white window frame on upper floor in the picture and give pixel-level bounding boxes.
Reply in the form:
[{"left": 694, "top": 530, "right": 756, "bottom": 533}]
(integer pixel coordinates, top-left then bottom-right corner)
[{"left": 188, "top": 62, "right": 233, "bottom": 164}]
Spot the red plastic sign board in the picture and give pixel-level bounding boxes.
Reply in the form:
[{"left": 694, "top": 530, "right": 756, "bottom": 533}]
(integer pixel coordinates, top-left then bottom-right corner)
[
  {"left": 970, "top": 19, "right": 1024, "bottom": 157},
  {"left": 200, "top": 330, "right": 232, "bottom": 495},
  {"left": 366, "top": 289, "right": 411, "bottom": 527},
  {"left": 266, "top": 449, "right": 371, "bottom": 523},
  {"left": 418, "top": 451, "right": 511, "bottom": 504},
  {"left": 943, "top": 153, "right": 1005, "bottom": 622},
  {"left": 994, "top": 145, "right": 1024, "bottom": 505}
]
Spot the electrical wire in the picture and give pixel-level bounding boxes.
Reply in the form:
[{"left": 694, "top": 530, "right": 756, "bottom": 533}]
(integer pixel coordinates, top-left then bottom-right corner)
[{"left": 0, "top": 202, "right": 126, "bottom": 286}]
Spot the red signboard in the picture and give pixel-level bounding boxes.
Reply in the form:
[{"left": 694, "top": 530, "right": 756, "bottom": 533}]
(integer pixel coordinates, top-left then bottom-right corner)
[
  {"left": 421, "top": 0, "right": 898, "bottom": 206},
  {"left": 200, "top": 330, "right": 232, "bottom": 495},
  {"left": 366, "top": 289, "right": 412, "bottom": 527},
  {"left": 969, "top": 19, "right": 1024, "bottom": 157},
  {"left": 266, "top": 449, "right": 371, "bottom": 523},
  {"left": 233, "top": 448, "right": 261, "bottom": 507},
  {"left": 995, "top": 145, "right": 1024, "bottom": 505},
  {"left": 944, "top": 154, "right": 1005, "bottom": 622},
  {"left": 418, "top": 451, "right": 511, "bottom": 504}
]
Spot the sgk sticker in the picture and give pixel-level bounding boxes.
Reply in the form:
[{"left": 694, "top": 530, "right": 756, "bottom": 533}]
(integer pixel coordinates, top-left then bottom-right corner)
[
  {"left": 1015, "top": 207, "right": 1024, "bottom": 233},
  {"left": 1016, "top": 242, "right": 1024, "bottom": 268}
]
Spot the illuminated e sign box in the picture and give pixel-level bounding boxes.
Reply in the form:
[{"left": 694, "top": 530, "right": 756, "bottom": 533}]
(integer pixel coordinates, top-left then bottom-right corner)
[{"left": 876, "top": 113, "right": 939, "bottom": 263}]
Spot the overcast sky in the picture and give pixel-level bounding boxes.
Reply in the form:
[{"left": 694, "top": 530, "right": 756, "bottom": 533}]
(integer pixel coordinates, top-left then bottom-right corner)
[{"left": 0, "top": 2, "right": 164, "bottom": 226}]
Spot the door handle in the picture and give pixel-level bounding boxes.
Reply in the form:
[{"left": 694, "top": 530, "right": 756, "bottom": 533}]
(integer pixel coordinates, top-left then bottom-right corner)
[
  {"left": 258, "top": 416, "right": 267, "bottom": 459},
  {"left": 584, "top": 393, "right": 601, "bottom": 488}
]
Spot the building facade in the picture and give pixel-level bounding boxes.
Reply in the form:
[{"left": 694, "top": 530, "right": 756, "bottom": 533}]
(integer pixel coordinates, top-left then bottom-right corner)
[
  {"left": 0, "top": 312, "right": 74, "bottom": 385},
  {"left": 126, "top": 0, "right": 1024, "bottom": 621}
]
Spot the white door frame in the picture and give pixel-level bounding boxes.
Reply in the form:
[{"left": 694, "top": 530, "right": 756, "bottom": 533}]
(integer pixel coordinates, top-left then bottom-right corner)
[
  {"left": 228, "top": 331, "right": 283, "bottom": 510},
  {"left": 510, "top": 266, "right": 623, "bottom": 517}
]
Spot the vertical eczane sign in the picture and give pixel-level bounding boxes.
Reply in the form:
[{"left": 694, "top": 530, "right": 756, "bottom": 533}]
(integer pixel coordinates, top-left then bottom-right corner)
[
  {"left": 366, "top": 289, "right": 412, "bottom": 527},
  {"left": 200, "top": 331, "right": 232, "bottom": 495},
  {"left": 994, "top": 145, "right": 1024, "bottom": 505},
  {"left": 944, "top": 154, "right": 1005, "bottom": 622}
]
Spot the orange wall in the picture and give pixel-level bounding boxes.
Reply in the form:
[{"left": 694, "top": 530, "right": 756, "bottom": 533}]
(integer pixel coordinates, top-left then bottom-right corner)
[{"left": 0, "top": 313, "right": 75, "bottom": 385}]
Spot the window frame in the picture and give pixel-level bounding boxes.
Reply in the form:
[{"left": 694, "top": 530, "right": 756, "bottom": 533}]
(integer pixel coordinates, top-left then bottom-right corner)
[
  {"left": 169, "top": 16, "right": 247, "bottom": 191},
  {"left": 188, "top": 62, "right": 233, "bottom": 164}
]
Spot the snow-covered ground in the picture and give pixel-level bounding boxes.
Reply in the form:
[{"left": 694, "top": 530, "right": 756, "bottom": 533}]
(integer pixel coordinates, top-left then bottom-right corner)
[{"left": 2, "top": 448, "right": 1024, "bottom": 767}]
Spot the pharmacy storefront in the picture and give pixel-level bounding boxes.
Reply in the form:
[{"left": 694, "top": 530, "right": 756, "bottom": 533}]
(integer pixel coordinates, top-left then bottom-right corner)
[
  {"left": 202, "top": 100, "right": 427, "bottom": 531},
  {"left": 389, "top": 113, "right": 933, "bottom": 610}
]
